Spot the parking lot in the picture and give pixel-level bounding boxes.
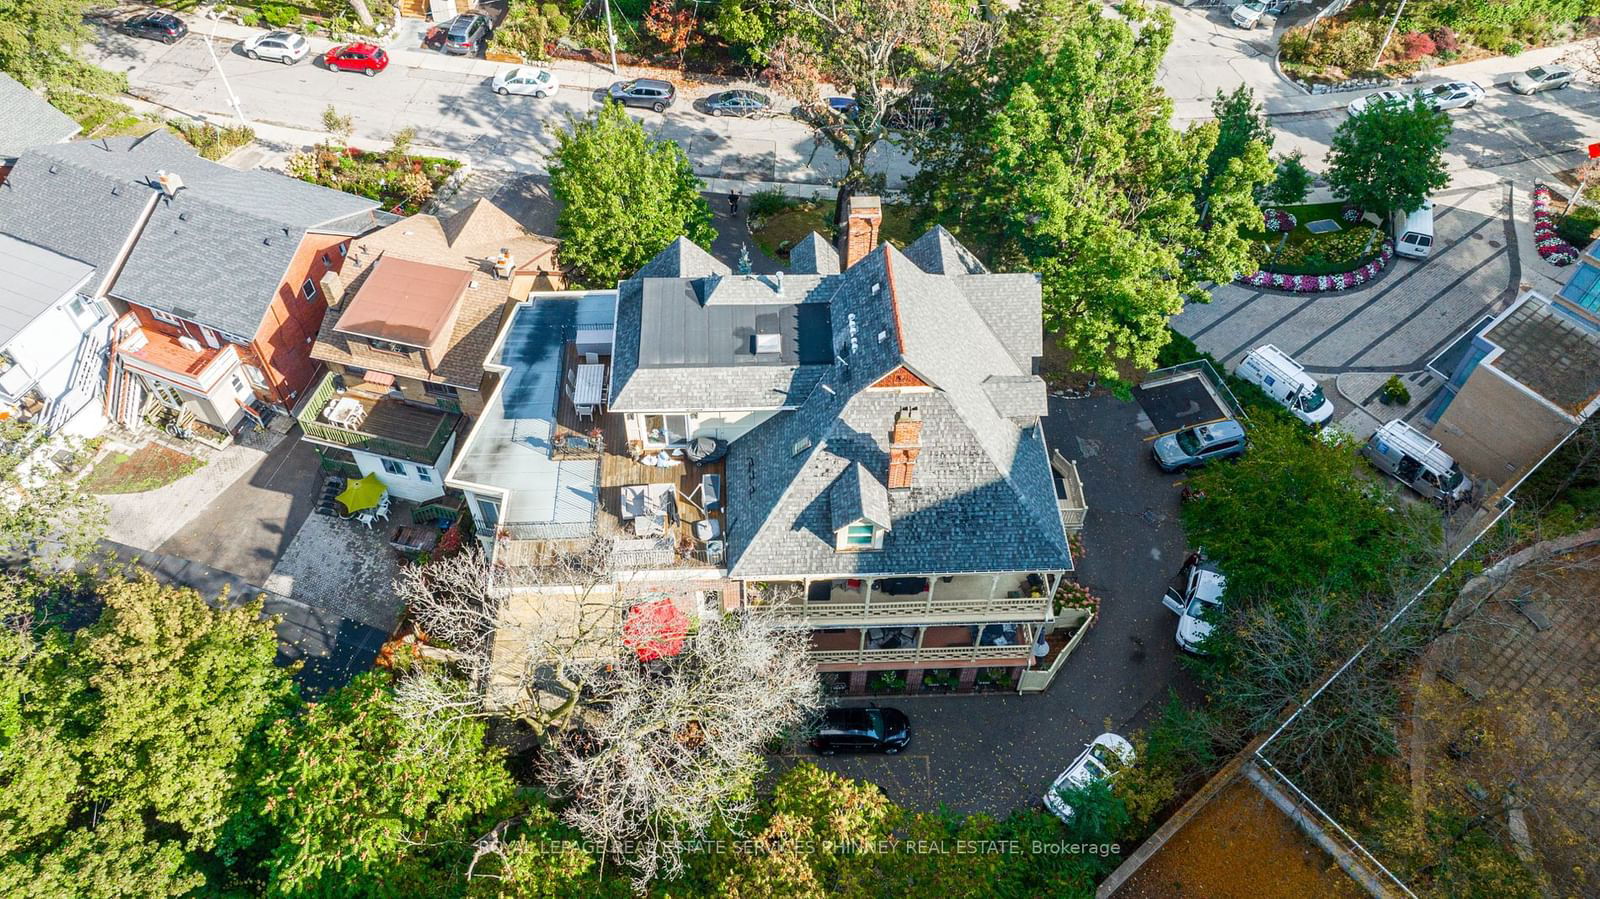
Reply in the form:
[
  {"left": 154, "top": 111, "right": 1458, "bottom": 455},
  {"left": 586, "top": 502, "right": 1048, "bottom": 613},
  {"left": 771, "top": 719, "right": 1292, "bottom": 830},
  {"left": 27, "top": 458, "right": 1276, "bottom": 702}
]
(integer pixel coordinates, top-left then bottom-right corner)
[{"left": 804, "top": 394, "right": 1199, "bottom": 817}]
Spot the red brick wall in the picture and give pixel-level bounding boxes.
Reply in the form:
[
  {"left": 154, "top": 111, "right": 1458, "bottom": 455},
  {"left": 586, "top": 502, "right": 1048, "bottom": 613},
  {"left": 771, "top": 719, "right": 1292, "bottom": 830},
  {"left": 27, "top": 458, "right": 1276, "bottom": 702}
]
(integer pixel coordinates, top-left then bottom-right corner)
[{"left": 250, "top": 233, "right": 351, "bottom": 407}]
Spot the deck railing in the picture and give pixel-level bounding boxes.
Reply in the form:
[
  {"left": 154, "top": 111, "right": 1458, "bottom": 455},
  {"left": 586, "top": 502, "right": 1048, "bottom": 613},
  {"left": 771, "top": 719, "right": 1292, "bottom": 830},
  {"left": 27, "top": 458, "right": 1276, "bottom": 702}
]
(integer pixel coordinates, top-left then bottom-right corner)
[
  {"left": 296, "top": 372, "right": 456, "bottom": 463},
  {"left": 773, "top": 594, "right": 1048, "bottom": 621},
  {"left": 810, "top": 640, "right": 1035, "bottom": 665}
]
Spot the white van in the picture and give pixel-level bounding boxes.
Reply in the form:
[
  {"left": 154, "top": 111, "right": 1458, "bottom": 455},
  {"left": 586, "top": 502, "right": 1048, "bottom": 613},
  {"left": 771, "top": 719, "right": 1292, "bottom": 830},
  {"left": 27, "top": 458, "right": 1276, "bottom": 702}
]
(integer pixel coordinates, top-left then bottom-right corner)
[
  {"left": 1236, "top": 345, "right": 1334, "bottom": 426},
  {"left": 1392, "top": 201, "right": 1435, "bottom": 259},
  {"left": 1363, "top": 419, "right": 1472, "bottom": 506}
]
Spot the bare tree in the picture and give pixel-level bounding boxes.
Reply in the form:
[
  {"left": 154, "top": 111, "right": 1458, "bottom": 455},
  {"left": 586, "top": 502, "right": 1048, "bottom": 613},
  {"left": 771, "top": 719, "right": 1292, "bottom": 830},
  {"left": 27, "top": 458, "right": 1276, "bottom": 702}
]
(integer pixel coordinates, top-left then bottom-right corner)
[
  {"left": 771, "top": 0, "right": 985, "bottom": 221},
  {"left": 393, "top": 543, "right": 823, "bottom": 887}
]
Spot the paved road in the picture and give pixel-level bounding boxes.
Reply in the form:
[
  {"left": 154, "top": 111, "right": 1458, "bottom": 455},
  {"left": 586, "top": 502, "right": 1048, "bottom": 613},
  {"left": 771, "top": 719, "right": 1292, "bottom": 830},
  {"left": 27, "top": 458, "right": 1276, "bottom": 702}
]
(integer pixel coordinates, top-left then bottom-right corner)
[
  {"left": 801, "top": 395, "right": 1200, "bottom": 817},
  {"left": 83, "top": 22, "right": 914, "bottom": 187}
]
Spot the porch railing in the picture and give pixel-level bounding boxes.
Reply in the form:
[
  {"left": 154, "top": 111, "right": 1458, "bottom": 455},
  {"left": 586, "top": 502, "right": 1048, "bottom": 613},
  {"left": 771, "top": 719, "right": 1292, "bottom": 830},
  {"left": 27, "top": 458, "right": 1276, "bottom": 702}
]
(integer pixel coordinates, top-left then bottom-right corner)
[
  {"left": 1018, "top": 608, "right": 1093, "bottom": 693},
  {"left": 810, "top": 641, "right": 1035, "bottom": 665},
  {"left": 295, "top": 371, "right": 456, "bottom": 463},
  {"left": 775, "top": 595, "right": 1049, "bottom": 621}
]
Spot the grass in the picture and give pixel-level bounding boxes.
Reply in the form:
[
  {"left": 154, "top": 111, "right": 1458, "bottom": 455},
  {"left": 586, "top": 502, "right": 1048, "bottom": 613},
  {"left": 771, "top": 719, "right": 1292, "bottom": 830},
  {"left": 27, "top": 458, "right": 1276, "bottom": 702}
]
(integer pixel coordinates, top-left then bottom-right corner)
[
  {"left": 1248, "top": 202, "right": 1386, "bottom": 276},
  {"left": 287, "top": 146, "right": 462, "bottom": 215},
  {"left": 48, "top": 91, "right": 155, "bottom": 139},
  {"left": 83, "top": 444, "right": 204, "bottom": 495},
  {"left": 749, "top": 198, "right": 922, "bottom": 260}
]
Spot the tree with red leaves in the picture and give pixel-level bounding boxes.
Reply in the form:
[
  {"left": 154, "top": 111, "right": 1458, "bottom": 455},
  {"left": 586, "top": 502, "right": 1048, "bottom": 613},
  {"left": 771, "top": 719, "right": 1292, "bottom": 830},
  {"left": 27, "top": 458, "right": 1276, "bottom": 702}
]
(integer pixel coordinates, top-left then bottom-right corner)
[{"left": 645, "top": 0, "right": 697, "bottom": 67}]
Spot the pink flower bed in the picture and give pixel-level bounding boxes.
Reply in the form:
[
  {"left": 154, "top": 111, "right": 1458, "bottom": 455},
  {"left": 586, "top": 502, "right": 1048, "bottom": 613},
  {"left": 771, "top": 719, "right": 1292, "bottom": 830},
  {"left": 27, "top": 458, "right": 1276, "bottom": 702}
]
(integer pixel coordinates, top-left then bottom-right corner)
[
  {"left": 1531, "top": 184, "right": 1579, "bottom": 266},
  {"left": 1239, "top": 240, "right": 1396, "bottom": 293},
  {"left": 1263, "top": 208, "right": 1297, "bottom": 233}
]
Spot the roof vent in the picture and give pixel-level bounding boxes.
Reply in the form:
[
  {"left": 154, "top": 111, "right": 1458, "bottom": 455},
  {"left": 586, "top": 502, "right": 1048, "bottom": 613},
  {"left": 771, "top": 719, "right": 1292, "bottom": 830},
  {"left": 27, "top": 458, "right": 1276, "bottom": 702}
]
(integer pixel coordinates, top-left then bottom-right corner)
[
  {"left": 178, "top": 211, "right": 191, "bottom": 222},
  {"left": 48, "top": 163, "right": 59, "bottom": 174},
  {"left": 754, "top": 333, "right": 781, "bottom": 354},
  {"left": 871, "top": 282, "right": 880, "bottom": 295},
  {"left": 877, "top": 330, "right": 887, "bottom": 343},
  {"left": 111, "top": 184, "right": 123, "bottom": 196},
  {"left": 469, "top": 280, "right": 479, "bottom": 290}
]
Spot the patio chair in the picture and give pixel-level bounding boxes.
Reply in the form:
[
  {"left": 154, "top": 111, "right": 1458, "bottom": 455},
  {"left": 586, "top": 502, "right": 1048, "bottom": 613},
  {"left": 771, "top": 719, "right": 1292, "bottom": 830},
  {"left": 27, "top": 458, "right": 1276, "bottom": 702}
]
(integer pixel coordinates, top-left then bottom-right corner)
[
  {"left": 584, "top": 352, "right": 600, "bottom": 364},
  {"left": 576, "top": 404, "right": 594, "bottom": 422},
  {"left": 356, "top": 510, "right": 376, "bottom": 529}
]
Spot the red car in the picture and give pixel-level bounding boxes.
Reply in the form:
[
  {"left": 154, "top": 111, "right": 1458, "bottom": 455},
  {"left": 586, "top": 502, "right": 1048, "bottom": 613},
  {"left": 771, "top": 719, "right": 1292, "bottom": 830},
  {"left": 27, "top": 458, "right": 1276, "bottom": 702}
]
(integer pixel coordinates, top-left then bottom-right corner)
[{"left": 325, "top": 43, "right": 388, "bottom": 76}]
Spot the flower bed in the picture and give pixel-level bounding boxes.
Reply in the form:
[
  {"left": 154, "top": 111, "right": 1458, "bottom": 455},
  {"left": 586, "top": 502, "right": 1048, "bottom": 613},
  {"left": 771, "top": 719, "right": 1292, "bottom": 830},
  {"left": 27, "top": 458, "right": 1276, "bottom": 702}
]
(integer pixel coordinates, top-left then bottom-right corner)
[
  {"left": 286, "top": 145, "right": 460, "bottom": 215},
  {"left": 1532, "top": 184, "right": 1579, "bottom": 266},
  {"left": 1241, "top": 240, "right": 1395, "bottom": 293},
  {"left": 1263, "top": 208, "right": 1297, "bottom": 233}
]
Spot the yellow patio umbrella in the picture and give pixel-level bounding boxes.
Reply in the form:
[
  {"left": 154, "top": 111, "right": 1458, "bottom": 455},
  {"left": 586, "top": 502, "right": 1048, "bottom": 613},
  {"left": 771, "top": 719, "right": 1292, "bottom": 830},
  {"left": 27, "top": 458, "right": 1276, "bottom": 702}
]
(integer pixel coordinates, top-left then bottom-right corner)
[{"left": 336, "top": 473, "right": 388, "bottom": 514}]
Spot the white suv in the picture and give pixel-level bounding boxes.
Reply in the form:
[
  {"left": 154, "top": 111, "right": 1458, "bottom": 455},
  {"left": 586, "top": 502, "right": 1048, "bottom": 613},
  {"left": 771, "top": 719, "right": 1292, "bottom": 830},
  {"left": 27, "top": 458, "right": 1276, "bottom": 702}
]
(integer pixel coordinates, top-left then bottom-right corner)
[
  {"left": 241, "top": 31, "right": 309, "bottom": 65},
  {"left": 1161, "top": 552, "right": 1225, "bottom": 654}
]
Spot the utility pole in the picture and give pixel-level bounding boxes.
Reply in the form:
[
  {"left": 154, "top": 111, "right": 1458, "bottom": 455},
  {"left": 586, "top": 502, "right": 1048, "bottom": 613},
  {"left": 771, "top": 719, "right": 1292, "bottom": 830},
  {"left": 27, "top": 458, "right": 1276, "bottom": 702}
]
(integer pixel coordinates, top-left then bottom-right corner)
[
  {"left": 205, "top": 12, "right": 248, "bottom": 127},
  {"left": 603, "top": 0, "right": 620, "bottom": 76},
  {"left": 1373, "top": 0, "right": 1410, "bottom": 70}
]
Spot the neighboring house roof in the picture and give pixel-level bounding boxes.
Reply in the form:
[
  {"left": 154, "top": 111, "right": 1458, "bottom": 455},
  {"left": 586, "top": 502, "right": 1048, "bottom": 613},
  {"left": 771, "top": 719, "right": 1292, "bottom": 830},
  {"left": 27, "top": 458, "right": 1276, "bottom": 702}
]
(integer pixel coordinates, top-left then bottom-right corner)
[
  {"left": 788, "top": 232, "right": 839, "bottom": 275},
  {"left": 1483, "top": 292, "right": 1600, "bottom": 413},
  {"left": 0, "top": 130, "right": 383, "bottom": 335},
  {"left": 334, "top": 256, "right": 473, "bottom": 346},
  {"left": 0, "top": 235, "right": 94, "bottom": 346},
  {"left": 311, "top": 200, "right": 559, "bottom": 389},
  {"left": 0, "top": 74, "right": 79, "bottom": 160}
]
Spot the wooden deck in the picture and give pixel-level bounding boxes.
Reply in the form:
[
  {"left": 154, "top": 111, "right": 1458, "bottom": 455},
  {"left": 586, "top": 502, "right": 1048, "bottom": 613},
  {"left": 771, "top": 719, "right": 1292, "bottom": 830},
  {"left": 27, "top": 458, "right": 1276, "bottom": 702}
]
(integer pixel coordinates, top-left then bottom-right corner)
[{"left": 551, "top": 344, "right": 727, "bottom": 560}]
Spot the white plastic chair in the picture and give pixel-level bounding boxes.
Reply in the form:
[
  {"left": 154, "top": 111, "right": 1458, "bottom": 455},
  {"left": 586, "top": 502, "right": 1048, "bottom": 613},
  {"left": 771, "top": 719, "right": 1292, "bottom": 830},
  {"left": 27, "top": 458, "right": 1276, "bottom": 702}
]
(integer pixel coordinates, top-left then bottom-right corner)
[{"left": 576, "top": 404, "right": 593, "bottom": 421}]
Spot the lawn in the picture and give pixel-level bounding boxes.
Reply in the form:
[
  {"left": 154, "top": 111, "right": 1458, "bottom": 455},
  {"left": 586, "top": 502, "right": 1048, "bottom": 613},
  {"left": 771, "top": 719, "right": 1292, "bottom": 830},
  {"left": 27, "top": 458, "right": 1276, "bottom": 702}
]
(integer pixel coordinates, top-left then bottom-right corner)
[
  {"left": 83, "top": 444, "right": 204, "bottom": 495},
  {"left": 749, "top": 198, "right": 922, "bottom": 261},
  {"left": 1249, "top": 201, "right": 1387, "bottom": 276}
]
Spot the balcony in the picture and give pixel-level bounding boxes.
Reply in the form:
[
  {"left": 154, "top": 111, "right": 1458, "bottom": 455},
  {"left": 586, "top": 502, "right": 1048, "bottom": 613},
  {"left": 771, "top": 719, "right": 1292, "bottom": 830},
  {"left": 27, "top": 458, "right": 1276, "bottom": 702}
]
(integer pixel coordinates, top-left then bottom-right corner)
[
  {"left": 809, "top": 622, "right": 1038, "bottom": 666},
  {"left": 747, "top": 572, "right": 1055, "bottom": 624},
  {"left": 297, "top": 371, "right": 460, "bottom": 465}
]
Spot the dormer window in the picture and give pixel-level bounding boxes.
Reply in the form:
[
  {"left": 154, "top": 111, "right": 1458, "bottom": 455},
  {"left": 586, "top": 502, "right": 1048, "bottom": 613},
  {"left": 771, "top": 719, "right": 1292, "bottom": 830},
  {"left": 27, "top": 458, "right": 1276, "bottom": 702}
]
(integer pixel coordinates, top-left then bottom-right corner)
[{"left": 836, "top": 521, "right": 883, "bottom": 552}]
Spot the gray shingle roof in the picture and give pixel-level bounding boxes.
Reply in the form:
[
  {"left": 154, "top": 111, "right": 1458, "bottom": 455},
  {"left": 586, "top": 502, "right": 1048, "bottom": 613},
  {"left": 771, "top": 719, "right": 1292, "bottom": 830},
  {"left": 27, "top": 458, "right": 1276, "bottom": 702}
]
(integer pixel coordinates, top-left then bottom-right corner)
[
  {"left": 632, "top": 236, "right": 730, "bottom": 281},
  {"left": 982, "top": 374, "right": 1048, "bottom": 424},
  {"left": 952, "top": 273, "right": 1044, "bottom": 373},
  {"left": 788, "top": 232, "right": 839, "bottom": 275},
  {"left": 829, "top": 461, "right": 891, "bottom": 531},
  {"left": 720, "top": 237, "right": 1071, "bottom": 578},
  {"left": 0, "top": 74, "right": 78, "bottom": 159},
  {"left": 0, "top": 130, "right": 381, "bottom": 336},
  {"left": 0, "top": 235, "right": 94, "bottom": 346},
  {"left": 903, "top": 224, "right": 987, "bottom": 275}
]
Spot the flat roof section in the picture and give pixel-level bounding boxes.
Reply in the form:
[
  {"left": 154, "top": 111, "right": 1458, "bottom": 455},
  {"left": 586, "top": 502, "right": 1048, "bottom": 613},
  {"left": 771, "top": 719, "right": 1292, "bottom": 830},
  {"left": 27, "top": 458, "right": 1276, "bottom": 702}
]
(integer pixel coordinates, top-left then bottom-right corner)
[
  {"left": 637, "top": 277, "right": 832, "bottom": 367},
  {"left": 1484, "top": 295, "right": 1600, "bottom": 412},
  {"left": 453, "top": 294, "right": 616, "bottom": 530},
  {"left": 1426, "top": 314, "right": 1495, "bottom": 381},
  {"left": 334, "top": 255, "right": 473, "bottom": 347},
  {"left": 0, "top": 234, "right": 94, "bottom": 346},
  {"left": 1136, "top": 361, "right": 1237, "bottom": 437}
]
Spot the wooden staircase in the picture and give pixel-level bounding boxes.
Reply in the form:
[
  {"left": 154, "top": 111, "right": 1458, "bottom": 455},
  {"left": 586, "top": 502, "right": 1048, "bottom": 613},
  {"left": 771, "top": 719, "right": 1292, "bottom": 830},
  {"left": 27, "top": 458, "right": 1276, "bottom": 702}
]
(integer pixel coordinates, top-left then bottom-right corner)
[{"left": 398, "top": 0, "right": 431, "bottom": 19}]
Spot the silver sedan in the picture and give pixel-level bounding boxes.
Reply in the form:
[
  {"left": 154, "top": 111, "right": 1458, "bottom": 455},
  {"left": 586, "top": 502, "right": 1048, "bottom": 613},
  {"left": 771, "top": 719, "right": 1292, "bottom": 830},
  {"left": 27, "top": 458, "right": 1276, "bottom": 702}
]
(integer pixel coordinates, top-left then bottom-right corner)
[{"left": 1510, "top": 64, "right": 1574, "bottom": 94}]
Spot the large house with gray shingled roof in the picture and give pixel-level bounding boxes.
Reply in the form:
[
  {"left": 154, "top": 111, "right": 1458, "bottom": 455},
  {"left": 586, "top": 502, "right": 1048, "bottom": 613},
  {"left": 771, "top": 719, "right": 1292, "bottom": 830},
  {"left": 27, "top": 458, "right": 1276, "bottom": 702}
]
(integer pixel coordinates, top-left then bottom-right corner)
[{"left": 448, "top": 198, "right": 1087, "bottom": 696}]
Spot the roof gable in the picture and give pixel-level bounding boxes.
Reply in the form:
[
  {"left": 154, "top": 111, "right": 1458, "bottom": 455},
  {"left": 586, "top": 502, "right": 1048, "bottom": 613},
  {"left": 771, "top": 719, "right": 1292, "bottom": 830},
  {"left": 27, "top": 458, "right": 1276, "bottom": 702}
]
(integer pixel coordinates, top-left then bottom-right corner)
[{"left": 0, "top": 73, "right": 79, "bottom": 159}]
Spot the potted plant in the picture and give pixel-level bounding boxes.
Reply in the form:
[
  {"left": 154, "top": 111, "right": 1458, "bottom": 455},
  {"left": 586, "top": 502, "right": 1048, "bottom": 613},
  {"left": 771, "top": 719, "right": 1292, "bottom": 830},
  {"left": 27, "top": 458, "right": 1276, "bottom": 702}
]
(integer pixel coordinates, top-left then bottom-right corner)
[
  {"left": 1380, "top": 375, "right": 1411, "bottom": 406},
  {"left": 868, "top": 670, "right": 906, "bottom": 693}
]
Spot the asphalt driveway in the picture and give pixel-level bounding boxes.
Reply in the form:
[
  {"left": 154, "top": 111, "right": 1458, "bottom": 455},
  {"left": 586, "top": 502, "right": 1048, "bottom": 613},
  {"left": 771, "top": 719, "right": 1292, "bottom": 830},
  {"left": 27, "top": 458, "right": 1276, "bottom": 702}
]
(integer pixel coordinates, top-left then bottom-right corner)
[{"left": 799, "top": 394, "right": 1199, "bottom": 817}]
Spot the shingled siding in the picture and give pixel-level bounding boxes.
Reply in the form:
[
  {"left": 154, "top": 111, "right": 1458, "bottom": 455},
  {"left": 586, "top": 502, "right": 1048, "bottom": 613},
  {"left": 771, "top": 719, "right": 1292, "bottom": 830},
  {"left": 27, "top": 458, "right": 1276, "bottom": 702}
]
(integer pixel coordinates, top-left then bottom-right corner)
[{"left": 253, "top": 233, "right": 351, "bottom": 407}]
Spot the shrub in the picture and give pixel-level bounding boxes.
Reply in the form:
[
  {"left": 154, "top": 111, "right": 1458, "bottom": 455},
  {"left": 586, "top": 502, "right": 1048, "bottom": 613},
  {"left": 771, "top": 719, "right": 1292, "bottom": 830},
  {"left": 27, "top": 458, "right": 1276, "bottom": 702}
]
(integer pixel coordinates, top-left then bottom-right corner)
[
  {"left": 494, "top": 3, "right": 571, "bottom": 61},
  {"left": 1380, "top": 375, "right": 1411, "bottom": 405},
  {"left": 1265, "top": 153, "right": 1313, "bottom": 206},
  {"left": 1262, "top": 208, "right": 1297, "bottom": 233},
  {"left": 258, "top": 2, "right": 302, "bottom": 28},
  {"left": 169, "top": 120, "right": 256, "bottom": 161},
  {"left": 1558, "top": 204, "right": 1600, "bottom": 247},
  {"left": 1430, "top": 26, "right": 1459, "bottom": 53},
  {"left": 1323, "top": 22, "right": 1381, "bottom": 73},
  {"left": 1400, "top": 31, "right": 1436, "bottom": 61},
  {"left": 1341, "top": 203, "right": 1364, "bottom": 224}
]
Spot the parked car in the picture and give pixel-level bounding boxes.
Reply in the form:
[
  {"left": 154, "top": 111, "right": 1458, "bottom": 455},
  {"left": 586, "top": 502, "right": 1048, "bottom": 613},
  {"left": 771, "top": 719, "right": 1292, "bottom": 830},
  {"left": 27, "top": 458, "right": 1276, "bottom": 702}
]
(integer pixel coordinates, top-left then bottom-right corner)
[
  {"left": 705, "top": 89, "right": 772, "bottom": 117},
  {"left": 1418, "top": 80, "right": 1484, "bottom": 110},
  {"left": 121, "top": 12, "right": 188, "bottom": 44},
  {"left": 808, "top": 706, "right": 910, "bottom": 756},
  {"left": 430, "top": 13, "right": 493, "bottom": 56},
  {"left": 1161, "top": 552, "right": 1225, "bottom": 654},
  {"left": 1230, "top": 0, "right": 1268, "bottom": 29},
  {"left": 792, "top": 96, "right": 859, "bottom": 126},
  {"left": 1151, "top": 419, "right": 1247, "bottom": 472},
  {"left": 1346, "top": 88, "right": 1408, "bottom": 115},
  {"left": 491, "top": 66, "right": 559, "bottom": 98},
  {"left": 240, "top": 30, "right": 309, "bottom": 65},
  {"left": 608, "top": 78, "right": 676, "bottom": 112},
  {"left": 1043, "top": 733, "right": 1136, "bottom": 822},
  {"left": 325, "top": 43, "right": 389, "bottom": 76},
  {"left": 1510, "top": 64, "right": 1573, "bottom": 94}
]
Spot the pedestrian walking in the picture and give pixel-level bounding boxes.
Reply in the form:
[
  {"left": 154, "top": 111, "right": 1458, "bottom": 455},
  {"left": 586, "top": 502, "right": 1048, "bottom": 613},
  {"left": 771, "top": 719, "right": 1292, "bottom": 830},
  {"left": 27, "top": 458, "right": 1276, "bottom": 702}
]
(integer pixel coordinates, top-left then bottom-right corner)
[{"left": 728, "top": 190, "right": 740, "bottom": 213}]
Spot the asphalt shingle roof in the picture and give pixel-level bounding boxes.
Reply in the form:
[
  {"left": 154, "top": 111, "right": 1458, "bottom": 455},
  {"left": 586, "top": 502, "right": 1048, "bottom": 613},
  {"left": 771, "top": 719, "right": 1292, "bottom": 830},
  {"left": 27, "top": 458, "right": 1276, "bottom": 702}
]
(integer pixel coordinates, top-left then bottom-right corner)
[
  {"left": 0, "top": 130, "right": 381, "bottom": 336},
  {"left": 829, "top": 461, "right": 891, "bottom": 531},
  {"left": 788, "top": 232, "right": 839, "bottom": 275},
  {"left": 0, "top": 74, "right": 78, "bottom": 159}
]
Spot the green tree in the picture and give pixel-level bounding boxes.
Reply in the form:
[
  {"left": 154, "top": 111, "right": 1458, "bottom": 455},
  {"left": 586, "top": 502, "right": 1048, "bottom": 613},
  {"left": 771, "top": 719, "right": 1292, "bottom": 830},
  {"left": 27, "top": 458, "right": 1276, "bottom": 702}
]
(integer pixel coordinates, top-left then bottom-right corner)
[
  {"left": 0, "top": 575, "right": 292, "bottom": 898},
  {"left": 1203, "top": 86, "right": 1272, "bottom": 217},
  {"left": 909, "top": 0, "right": 1264, "bottom": 377},
  {"left": 225, "top": 671, "right": 517, "bottom": 895},
  {"left": 705, "top": 0, "right": 787, "bottom": 65},
  {"left": 1263, "top": 150, "right": 1314, "bottom": 206},
  {"left": 1180, "top": 417, "right": 1428, "bottom": 604},
  {"left": 1326, "top": 95, "right": 1452, "bottom": 220},
  {"left": 549, "top": 101, "right": 714, "bottom": 286},
  {"left": 0, "top": 0, "right": 121, "bottom": 91}
]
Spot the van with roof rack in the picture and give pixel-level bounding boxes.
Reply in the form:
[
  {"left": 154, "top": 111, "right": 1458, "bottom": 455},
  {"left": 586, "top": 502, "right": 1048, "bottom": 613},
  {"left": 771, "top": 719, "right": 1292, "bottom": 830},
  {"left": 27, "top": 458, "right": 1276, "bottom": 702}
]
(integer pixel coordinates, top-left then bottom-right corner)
[
  {"left": 1362, "top": 419, "right": 1473, "bottom": 506},
  {"left": 1236, "top": 345, "right": 1334, "bottom": 427}
]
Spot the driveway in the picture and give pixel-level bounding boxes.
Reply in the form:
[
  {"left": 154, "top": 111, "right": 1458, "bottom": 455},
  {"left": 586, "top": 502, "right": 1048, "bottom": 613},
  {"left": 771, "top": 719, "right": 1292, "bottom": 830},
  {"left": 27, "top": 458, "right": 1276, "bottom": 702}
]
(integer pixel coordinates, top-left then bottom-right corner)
[{"left": 791, "top": 395, "right": 1198, "bottom": 816}]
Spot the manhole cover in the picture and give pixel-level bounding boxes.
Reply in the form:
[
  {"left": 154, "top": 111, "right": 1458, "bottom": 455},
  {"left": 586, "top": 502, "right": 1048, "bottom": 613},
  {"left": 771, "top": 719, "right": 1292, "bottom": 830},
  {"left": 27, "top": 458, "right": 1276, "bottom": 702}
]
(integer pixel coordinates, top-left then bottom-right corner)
[{"left": 1305, "top": 219, "right": 1342, "bottom": 234}]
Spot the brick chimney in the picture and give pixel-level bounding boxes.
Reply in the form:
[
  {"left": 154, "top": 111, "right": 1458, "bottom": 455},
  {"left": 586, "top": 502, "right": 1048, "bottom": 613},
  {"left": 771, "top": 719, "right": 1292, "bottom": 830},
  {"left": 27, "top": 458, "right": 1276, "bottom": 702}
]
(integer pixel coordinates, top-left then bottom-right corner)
[
  {"left": 887, "top": 406, "right": 922, "bottom": 490},
  {"left": 838, "top": 195, "right": 883, "bottom": 270}
]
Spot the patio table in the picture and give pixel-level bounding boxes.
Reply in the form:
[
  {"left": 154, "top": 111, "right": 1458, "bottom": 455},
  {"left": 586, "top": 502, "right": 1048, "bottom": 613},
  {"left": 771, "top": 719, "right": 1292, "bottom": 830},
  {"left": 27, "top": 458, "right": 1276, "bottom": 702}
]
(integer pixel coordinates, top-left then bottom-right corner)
[{"left": 574, "top": 363, "right": 606, "bottom": 407}]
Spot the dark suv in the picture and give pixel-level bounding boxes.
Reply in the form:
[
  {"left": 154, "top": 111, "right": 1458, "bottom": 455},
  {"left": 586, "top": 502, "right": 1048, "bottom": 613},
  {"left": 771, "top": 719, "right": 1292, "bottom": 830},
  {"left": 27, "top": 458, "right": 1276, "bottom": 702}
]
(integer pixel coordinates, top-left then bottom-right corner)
[
  {"left": 608, "top": 78, "right": 676, "bottom": 113},
  {"left": 809, "top": 706, "right": 910, "bottom": 756},
  {"left": 122, "top": 12, "right": 188, "bottom": 44},
  {"left": 433, "top": 13, "right": 492, "bottom": 56}
]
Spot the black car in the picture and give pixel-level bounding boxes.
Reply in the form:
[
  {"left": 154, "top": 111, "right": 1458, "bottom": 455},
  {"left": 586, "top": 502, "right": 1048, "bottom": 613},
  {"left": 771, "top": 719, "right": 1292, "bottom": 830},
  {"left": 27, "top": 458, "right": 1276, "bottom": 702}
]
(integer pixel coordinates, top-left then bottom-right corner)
[
  {"left": 428, "top": 13, "right": 492, "bottom": 56},
  {"left": 122, "top": 12, "right": 188, "bottom": 44},
  {"left": 608, "top": 78, "right": 676, "bottom": 113},
  {"left": 809, "top": 706, "right": 910, "bottom": 756}
]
